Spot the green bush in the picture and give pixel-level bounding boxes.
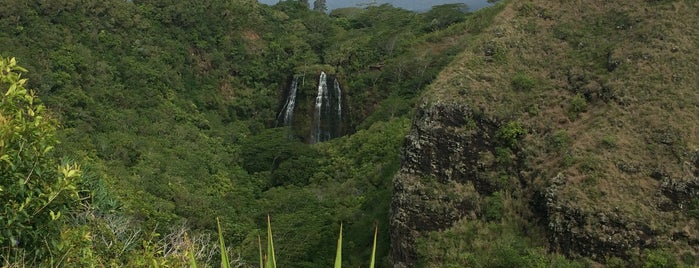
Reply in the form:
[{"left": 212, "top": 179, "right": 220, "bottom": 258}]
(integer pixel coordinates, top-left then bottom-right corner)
[
  {"left": 511, "top": 72, "right": 537, "bottom": 91},
  {"left": 567, "top": 94, "right": 588, "bottom": 118},
  {"left": 497, "top": 121, "right": 526, "bottom": 148},
  {"left": 548, "top": 130, "right": 572, "bottom": 153},
  {"left": 484, "top": 192, "right": 504, "bottom": 221},
  {"left": 643, "top": 248, "right": 677, "bottom": 268}
]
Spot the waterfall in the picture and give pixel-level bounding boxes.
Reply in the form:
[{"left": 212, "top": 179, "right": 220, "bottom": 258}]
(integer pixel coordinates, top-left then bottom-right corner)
[
  {"left": 334, "top": 78, "right": 342, "bottom": 122},
  {"left": 311, "top": 72, "right": 330, "bottom": 143},
  {"left": 277, "top": 72, "right": 342, "bottom": 143},
  {"left": 278, "top": 76, "right": 299, "bottom": 127}
]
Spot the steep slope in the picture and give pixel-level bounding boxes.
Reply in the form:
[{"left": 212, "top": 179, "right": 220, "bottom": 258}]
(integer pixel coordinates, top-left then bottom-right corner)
[{"left": 391, "top": 0, "right": 699, "bottom": 267}]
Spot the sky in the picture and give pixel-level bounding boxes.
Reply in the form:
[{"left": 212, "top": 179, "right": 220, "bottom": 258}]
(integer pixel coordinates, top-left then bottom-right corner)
[{"left": 257, "top": 0, "right": 493, "bottom": 12}]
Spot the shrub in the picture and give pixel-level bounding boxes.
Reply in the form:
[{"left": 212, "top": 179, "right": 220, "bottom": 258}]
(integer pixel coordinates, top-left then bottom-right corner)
[
  {"left": 548, "top": 130, "right": 572, "bottom": 153},
  {"left": 567, "top": 94, "right": 588, "bottom": 118},
  {"left": 497, "top": 121, "right": 526, "bottom": 148},
  {"left": 643, "top": 248, "right": 677, "bottom": 268},
  {"left": 1, "top": 57, "right": 84, "bottom": 264},
  {"left": 495, "top": 147, "right": 515, "bottom": 166},
  {"left": 511, "top": 72, "right": 536, "bottom": 91},
  {"left": 484, "top": 192, "right": 504, "bottom": 222}
]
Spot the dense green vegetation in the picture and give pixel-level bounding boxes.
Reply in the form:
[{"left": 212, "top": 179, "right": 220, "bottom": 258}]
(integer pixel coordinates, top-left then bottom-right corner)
[
  {"left": 0, "top": 0, "right": 478, "bottom": 266},
  {"left": 5, "top": 0, "right": 693, "bottom": 266}
]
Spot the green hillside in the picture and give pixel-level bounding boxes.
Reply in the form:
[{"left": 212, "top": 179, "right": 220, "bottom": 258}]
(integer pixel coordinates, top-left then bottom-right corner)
[
  {"left": 3, "top": 0, "right": 697, "bottom": 267},
  {"left": 0, "top": 0, "right": 490, "bottom": 266},
  {"left": 392, "top": 0, "right": 699, "bottom": 267}
]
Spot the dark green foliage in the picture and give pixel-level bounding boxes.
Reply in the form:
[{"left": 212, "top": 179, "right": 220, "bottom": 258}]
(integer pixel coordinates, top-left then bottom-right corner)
[
  {"left": 688, "top": 198, "right": 699, "bottom": 220},
  {"left": 240, "top": 128, "right": 317, "bottom": 177},
  {"left": 606, "top": 256, "right": 627, "bottom": 268},
  {"left": 511, "top": 72, "right": 537, "bottom": 91},
  {"left": 495, "top": 147, "right": 515, "bottom": 166},
  {"left": 484, "top": 192, "right": 504, "bottom": 221},
  {"left": 680, "top": 252, "right": 696, "bottom": 266},
  {"left": 548, "top": 130, "right": 573, "bottom": 153},
  {"left": 517, "top": 3, "right": 552, "bottom": 19},
  {"left": 0, "top": 0, "right": 512, "bottom": 266},
  {"left": 567, "top": 93, "right": 588, "bottom": 118}
]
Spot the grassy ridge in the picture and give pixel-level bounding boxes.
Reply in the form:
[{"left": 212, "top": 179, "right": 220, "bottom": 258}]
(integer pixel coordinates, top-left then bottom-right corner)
[{"left": 417, "top": 0, "right": 699, "bottom": 266}]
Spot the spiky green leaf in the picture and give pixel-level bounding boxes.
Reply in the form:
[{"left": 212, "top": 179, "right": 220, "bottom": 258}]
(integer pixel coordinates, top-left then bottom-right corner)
[
  {"left": 258, "top": 235, "right": 263, "bottom": 268},
  {"left": 266, "top": 215, "right": 277, "bottom": 268},
  {"left": 217, "top": 217, "right": 230, "bottom": 268},
  {"left": 334, "top": 223, "right": 343, "bottom": 268},
  {"left": 370, "top": 225, "right": 378, "bottom": 268}
]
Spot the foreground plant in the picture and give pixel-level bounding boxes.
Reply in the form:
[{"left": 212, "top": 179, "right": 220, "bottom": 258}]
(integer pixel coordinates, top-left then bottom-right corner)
[
  {"left": 257, "top": 218, "right": 378, "bottom": 268},
  {"left": 334, "top": 224, "right": 343, "bottom": 268},
  {"left": 191, "top": 216, "right": 378, "bottom": 267},
  {"left": 0, "top": 57, "right": 83, "bottom": 265}
]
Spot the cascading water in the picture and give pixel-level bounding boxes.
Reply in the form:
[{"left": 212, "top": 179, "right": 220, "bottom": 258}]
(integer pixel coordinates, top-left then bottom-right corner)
[
  {"left": 277, "top": 76, "right": 299, "bottom": 127},
  {"left": 334, "top": 78, "right": 342, "bottom": 121},
  {"left": 309, "top": 72, "right": 345, "bottom": 144},
  {"left": 311, "top": 72, "right": 330, "bottom": 143},
  {"left": 277, "top": 72, "right": 342, "bottom": 143}
]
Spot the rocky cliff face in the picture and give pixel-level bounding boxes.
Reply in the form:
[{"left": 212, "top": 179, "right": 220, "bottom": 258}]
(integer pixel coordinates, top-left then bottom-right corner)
[
  {"left": 544, "top": 155, "right": 699, "bottom": 261},
  {"left": 391, "top": 101, "right": 699, "bottom": 267}
]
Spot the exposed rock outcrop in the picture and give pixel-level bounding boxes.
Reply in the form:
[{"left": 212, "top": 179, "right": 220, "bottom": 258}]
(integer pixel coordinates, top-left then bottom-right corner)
[
  {"left": 390, "top": 102, "right": 507, "bottom": 268},
  {"left": 391, "top": 100, "right": 699, "bottom": 267}
]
